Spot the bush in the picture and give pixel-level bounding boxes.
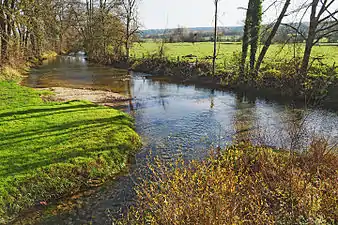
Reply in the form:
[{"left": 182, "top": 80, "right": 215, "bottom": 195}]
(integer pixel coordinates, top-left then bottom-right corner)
[
  {"left": 121, "top": 140, "right": 338, "bottom": 224},
  {"left": 41, "top": 51, "right": 58, "bottom": 60},
  {"left": 0, "top": 66, "right": 22, "bottom": 82},
  {"left": 257, "top": 57, "right": 338, "bottom": 98}
]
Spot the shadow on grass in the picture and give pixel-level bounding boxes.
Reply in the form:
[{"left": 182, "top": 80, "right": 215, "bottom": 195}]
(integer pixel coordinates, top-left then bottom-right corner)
[
  {"left": 0, "top": 104, "right": 134, "bottom": 178},
  {"left": 0, "top": 103, "right": 99, "bottom": 122},
  {"left": 1, "top": 114, "right": 128, "bottom": 141}
]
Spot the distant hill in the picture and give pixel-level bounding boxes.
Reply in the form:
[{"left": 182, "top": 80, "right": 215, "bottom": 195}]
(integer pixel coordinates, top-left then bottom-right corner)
[
  {"left": 140, "top": 23, "right": 319, "bottom": 44},
  {"left": 140, "top": 26, "right": 244, "bottom": 37}
]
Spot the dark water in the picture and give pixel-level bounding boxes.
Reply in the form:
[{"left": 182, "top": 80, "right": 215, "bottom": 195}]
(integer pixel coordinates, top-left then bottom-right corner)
[{"left": 23, "top": 56, "right": 338, "bottom": 224}]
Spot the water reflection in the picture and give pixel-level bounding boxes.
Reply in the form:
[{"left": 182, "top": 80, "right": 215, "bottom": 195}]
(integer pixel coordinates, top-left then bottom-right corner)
[
  {"left": 233, "top": 92, "right": 257, "bottom": 144},
  {"left": 24, "top": 56, "right": 131, "bottom": 93}
]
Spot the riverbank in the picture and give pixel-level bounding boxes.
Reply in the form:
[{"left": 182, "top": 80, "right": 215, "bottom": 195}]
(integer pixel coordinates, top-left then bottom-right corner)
[
  {"left": 0, "top": 81, "right": 141, "bottom": 223},
  {"left": 123, "top": 142, "right": 338, "bottom": 224},
  {"left": 40, "top": 87, "right": 132, "bottom": 107},
  {"left": 124, "top": 56, "right": 338, "bottom": 109}
]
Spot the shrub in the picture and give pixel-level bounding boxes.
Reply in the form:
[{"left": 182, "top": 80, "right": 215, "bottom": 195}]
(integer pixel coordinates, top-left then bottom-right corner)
[
  {"left": 41, "top": 51, "right": 58, "bottom": 60},
  {"left": 0, "top": 66, "right": 22, "bottom": 82},
  {"left": 120, "top": 140, "right": 338, "bottom": 224}
]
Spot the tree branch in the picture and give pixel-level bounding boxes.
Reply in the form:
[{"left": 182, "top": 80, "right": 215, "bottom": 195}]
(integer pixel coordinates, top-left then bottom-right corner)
[
  {"left": 281, "top": 23, "right": 307, "bottom": 40},
  {"left": 313, "top": 29, "right": 338, "bottom": 44},
  {"left": 318, "top": 10, "right": 338, "bottom": 23},
  {"left": 316, "top": 22, "right": 338, "bottom": 33}
]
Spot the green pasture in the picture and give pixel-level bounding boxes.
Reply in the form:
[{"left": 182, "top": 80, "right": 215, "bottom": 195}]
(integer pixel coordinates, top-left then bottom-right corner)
[{"left": 131, "top": 42, "right": 338, "bottom": 65}]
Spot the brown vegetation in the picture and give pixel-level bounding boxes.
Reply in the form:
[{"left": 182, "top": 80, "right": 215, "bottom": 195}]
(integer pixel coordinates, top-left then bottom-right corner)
[{"left": 120, "top": 139, "right": 338, "bottom": 224}]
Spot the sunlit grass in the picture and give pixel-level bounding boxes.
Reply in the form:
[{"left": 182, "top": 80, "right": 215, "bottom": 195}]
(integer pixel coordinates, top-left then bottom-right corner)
[
  {"left": 0, "top": 82, "right": 141, "bottom": 222},
  {"left": 131, "top": 42, "right": 338, "bottom": 65}
]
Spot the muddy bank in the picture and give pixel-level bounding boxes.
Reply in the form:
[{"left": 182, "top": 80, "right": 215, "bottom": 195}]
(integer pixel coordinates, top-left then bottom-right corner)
[{"left": 40, "top": 87, "right": 132, "bottom": 107}]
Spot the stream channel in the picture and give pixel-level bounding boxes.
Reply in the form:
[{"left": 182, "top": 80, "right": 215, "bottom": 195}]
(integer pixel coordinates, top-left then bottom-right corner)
[{"left": 22, "top": 55, "right": 338, "bottom": 224}]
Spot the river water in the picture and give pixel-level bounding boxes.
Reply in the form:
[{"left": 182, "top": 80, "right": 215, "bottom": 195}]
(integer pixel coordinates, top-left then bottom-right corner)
[{"left": 23, "top": 56, "right": 338, "bottom": 224}]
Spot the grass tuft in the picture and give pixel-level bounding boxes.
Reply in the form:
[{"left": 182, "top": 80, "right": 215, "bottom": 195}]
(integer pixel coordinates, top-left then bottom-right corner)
[{"left": 0, "top": 67, "right": 22, "bottom": 82}]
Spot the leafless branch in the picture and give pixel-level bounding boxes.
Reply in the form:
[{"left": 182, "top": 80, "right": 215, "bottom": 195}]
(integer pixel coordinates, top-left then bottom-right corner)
[
  {"left": 281, "top": 23, "right": 307, "bottom": 40},
  {"left": 314, "top": 29, "right": 338, "bottom": 44}
]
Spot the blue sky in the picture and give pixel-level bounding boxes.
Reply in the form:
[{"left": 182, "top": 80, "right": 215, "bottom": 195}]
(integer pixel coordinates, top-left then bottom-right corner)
[{"left": 139, "top": 0, "right": 338, "bottom": 29}]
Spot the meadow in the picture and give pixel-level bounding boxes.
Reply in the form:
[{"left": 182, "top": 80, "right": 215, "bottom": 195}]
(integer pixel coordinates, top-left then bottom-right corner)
[
  {"left": 0, "top": 81, "right": 141, "bottom": 222},
  {"left": 131, "top": 42, "right": 338, "bottom": 66}
]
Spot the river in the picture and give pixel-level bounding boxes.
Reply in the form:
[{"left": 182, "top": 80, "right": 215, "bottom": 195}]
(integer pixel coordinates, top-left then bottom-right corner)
[{"left": 22, "top": 56, "right": 338, "bottom": 224}]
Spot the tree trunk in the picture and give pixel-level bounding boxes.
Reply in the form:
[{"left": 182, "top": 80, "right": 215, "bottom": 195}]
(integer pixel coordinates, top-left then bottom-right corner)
[
  {"left": 0, "top": 8, "right": 5, "bottom": 62},
  {"left": 59, "top": 33, "right": 63, "bottom": 54},
  {"left": 240, "top": 0, "right": 252, "bottom": 77},
  {"left": 300, "top": 0, "right": 319, "bottom": 76},
  {"left": 0, "top": 0, "right": 9, "bottom": 63},
  {"left": 212, "top": 0, "right": 218, "bottom": 77},
  {"left": 255, "top": 0, "right": 291, "bottom": 75},
  {"left": 249, "top": 27, "right": 258, "bottom": 71},
  {"left": 249, "top": 0, "right": 262, "bottom": 72},
  {"left": 125, "top": 15, "right": 130, "bottom": 61},
  {"left": 24, "top": 30, "right": 29, "bottom": 50}
]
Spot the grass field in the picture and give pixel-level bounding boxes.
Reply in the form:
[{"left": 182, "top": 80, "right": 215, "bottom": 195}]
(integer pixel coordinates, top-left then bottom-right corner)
[
  {"left": 0, "top": 82, "right": 141, "bottom": 222},
  {"left": 131, "top": 42, "right": 338, "bottom": 66}
]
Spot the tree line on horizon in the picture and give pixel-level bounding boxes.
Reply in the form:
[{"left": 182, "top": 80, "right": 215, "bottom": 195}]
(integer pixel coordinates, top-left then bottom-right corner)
[{"left": 140, "top": 23, "right": 338, "bottom": 45}]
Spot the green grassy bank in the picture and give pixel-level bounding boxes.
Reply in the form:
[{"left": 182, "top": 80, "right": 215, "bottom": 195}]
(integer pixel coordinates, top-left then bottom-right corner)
[
  {"left": 128, "top": 42, "right": 338, "bottom": 102},
  {"left": 0, "top": 81, "right": 141, "bottom": 222}
]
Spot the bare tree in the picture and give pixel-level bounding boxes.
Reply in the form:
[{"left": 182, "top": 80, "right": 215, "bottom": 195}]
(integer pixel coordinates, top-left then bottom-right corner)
[
  {"left": 212, "top": 0, "right": 220, "bottom": 77},
  {"left": 240, "top": 0, "right": 253, "bottom": 76},
  {"left": 300, "top": 0, "right": 338, "bottom": 75},
  {"left": 121, "top": 0, "right": 140, "bottom": 61},
  {"left": 255, "top": 0, "right": 291, "bottom": 75}
]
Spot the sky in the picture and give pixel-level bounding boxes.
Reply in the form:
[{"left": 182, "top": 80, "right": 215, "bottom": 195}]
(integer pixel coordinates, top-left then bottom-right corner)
[
  {"left": 139, "top": 0, "right": 248, "bottom": 29},
  {"left": 139, "top": 0, "right": 338, "bottom": 29}
]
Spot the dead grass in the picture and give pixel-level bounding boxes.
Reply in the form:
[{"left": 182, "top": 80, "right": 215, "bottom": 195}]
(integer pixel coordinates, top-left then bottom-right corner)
[
  {"left": 0, "top": 66, "right": 22, "bottom": 82},
  {"left": 120, "top": 139, "right": 338, "bottom": 225}
]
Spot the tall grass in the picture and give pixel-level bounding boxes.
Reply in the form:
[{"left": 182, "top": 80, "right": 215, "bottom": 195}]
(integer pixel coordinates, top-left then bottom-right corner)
[
  {"left": 120, "top": 138, "right": 338, "bottom": 224},
  {"left": 0, "top": 50, "right": 57, "bottom": 83},
  {"left": 0, "top": 66, "right": 22, "bottom": 82}
]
